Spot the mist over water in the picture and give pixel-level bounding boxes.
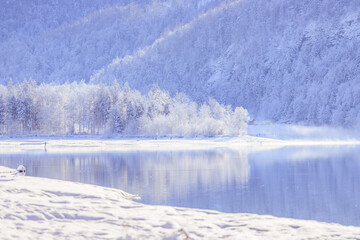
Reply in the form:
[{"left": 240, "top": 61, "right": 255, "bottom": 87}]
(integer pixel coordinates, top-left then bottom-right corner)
[
  {"left": 248, "top": 124, "right": 360, "bottom": 141},
  {"left": 1, "top": 146, "right": 360, "bottom": 226}
]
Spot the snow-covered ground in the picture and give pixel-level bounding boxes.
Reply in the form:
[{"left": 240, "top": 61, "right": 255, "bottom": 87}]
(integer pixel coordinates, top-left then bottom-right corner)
[
  {"left": 1, "top": 166, "right": 360, "bottom": 240},
  {"left": 0, "top": 135, "right": 280, "bottom": 154},
  {"left": 1, "top": 124, "right": 359, "bottom": 154}
]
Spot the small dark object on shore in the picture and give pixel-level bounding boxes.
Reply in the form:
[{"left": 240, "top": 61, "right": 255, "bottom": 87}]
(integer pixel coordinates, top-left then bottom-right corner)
[{"left": 17, "top": 165, "right": 26, "bottom": 175}]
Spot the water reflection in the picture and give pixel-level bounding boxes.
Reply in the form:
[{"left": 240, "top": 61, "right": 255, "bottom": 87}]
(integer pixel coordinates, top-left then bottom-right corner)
[
  {"left": 246, "top": 146, "right": 360, "bottom": 226},
  {"left": 0, "top": 150, "right": 249, "bottom": 207},
  {"left": 0, "top": 146, "right": 359, "bottom": 226}
]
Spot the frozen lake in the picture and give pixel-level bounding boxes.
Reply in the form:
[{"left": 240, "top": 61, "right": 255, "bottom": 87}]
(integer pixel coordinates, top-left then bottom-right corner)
[{"left": 1, "top": 145, "right": 360, "bottom": 226}]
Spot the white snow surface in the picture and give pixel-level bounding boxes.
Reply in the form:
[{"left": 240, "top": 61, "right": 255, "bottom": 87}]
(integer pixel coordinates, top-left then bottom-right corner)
[
  {"left": 1, "top": 132, "right": 360, "bottom": 154},
  {"left": 1, "top": 165, "right": 360, "bottom": 240}
]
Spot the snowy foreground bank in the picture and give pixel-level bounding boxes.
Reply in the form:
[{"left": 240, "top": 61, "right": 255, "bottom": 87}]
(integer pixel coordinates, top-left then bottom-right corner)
[{"left": 1, "top": 166, "right": 360, "bottom": 240}]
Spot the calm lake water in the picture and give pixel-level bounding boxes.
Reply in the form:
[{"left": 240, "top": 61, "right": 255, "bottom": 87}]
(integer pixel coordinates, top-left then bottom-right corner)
[{"left": 1, "top": 146, "right": 360, "bottom": 226}]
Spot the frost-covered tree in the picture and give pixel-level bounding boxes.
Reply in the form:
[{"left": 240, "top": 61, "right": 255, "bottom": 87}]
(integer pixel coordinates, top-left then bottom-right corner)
[
  {"left": 0, "top": 96, "right": 6, "bottom": 134},
  {"left": 0, "top": 81, "right": 249, "bottom": 136},
  {"left": 230, "top": 107, "right": 249, "bottom": 136},
  {"left": 6, "top": 96, "right": 18, "bottom": 135},
  {"left": 93, "top": 86, "right": 111, "bottom": 134}
]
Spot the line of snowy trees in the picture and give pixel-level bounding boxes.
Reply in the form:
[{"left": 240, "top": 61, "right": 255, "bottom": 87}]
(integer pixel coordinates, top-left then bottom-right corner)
[{"left": 0, "top": 80, "right": 249, "bottom": 137}]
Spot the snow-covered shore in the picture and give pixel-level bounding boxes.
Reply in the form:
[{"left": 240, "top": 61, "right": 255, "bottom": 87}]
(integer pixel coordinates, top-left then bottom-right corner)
[
  {"left": 1, "top": 166, "right": 360, "bottom": 240},
  {"left": 0, "top": 136, "right": 277, "bottom": 154},
  {"left": 1, "top": 134, "right": 360, "bottom": 154}
]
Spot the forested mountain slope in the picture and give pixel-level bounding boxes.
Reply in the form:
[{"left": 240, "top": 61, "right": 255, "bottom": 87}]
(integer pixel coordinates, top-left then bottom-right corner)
[
  {"left": 1, "top": 0, "right": 359, "bottom": 127},
  {"left": 0, "top": 0, "right": 222, "bottom": 84},
  {"left": 92, "top": 0, "right": 360, "bottom": 126}
]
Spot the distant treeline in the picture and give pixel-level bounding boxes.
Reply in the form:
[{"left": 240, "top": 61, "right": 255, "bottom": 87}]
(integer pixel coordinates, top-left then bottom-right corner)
[{"left": 0, "top": 80, "right": 249, "bottom": 136}]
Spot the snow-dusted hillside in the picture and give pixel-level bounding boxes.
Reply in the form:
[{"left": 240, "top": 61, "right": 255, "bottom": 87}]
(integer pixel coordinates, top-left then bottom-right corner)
[
  {"left": 1, "top": 0, "right": 359, "bottom": 127},
  {"left": 91, "top": 0, "right": 360, "bottom": 126},
  {"left": 0, "top": 0, "right": 222, "bottom": 84}
]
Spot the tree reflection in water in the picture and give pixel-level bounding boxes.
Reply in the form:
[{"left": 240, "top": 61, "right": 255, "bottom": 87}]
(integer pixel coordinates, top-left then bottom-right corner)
[{"left": 0, "top": 146, "right": 359, "bottom": 226}]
